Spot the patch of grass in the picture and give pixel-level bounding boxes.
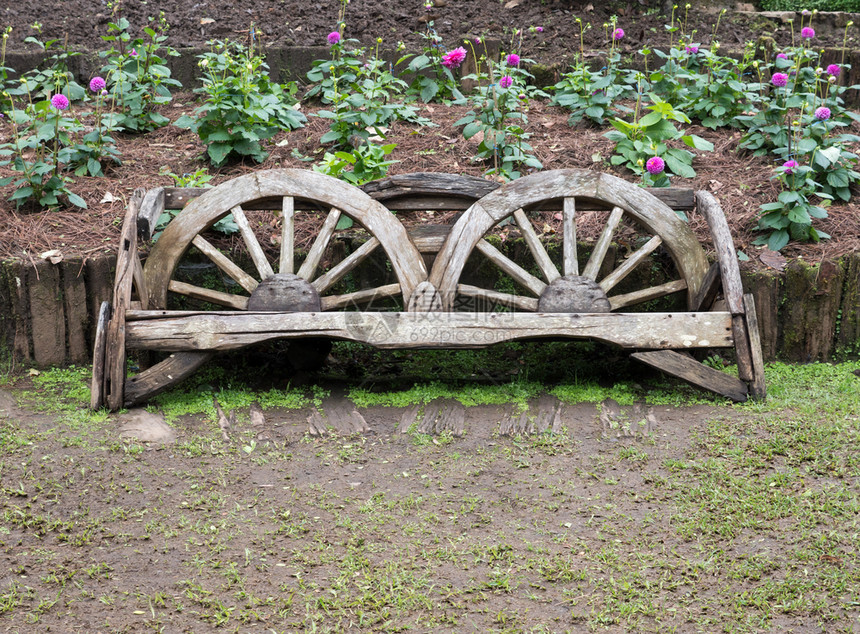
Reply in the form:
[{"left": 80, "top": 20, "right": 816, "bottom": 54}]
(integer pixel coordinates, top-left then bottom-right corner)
[{"left": 348, "top": 380, "right": 543, "bottom": 409}]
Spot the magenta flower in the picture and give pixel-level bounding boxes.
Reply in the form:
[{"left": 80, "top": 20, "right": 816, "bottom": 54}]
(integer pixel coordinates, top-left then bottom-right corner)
[
  {"left": 535, "top": 26, "right": 543, "bottom": 33},
  {"left": 50, "top": 94, "right": 70, "bottom": 111},
  {"left": 782, "top": 159, "right": 799, "bottom": 174},
  {"left": 499, "top": 75, "right": 513, "bottom": 89},
  {"left": 826, "top": 64, "right": 841, "bottom": 77},
  {"left": 130, "top": 48, "right": 138, "bottom": 57},
  {"left": 776, "top": 53, "right": 788, "bottom": 59},
  {"left": 441, "top": 46, "right": 467, "bottom": 69},
  {"left": 801, "top": 26, "right": 814, "bottom": 40},
  {"left": 327, "top": 31, "right": 341, "bottom": 45},
  {"left": 506, "top": 53, "right": 520, "bottom": 67},
  {"left": 814, "top": 106, "right": 831, "bottom": 121},
  {"left": 771, "top": 72, "right": 789, "bottom": 87},
  {"left": 685, "top": 44, "right": 699, "bottom": 54},
  {"left": 646, "top": 156, "right": 665, "bottom": 174},
  {"left": 89, "top": 76, "right": 106, "bottom": 93},
  {"left": 613, "top": 28, "right": 624, "bottom": 41}
]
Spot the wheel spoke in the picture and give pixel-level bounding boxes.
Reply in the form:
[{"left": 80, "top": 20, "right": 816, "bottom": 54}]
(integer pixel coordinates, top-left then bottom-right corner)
[
  {"left": 457, "top": 284, "right": 539, "bottom": 312},
  {"left": 582, "top": 206, "right": 624, "bottom": 281},
  {"left": 279, "top": 196, "right": 294, "bottom": 274},
  {"left": 297, "top": 207, "right": 342, "bottom": 281},
  {"left": 192, "top": 235, "right": 259, "bottom": 294},
  {"left": 599, "top": 235, "right": 663, "bottom": 293},
  {"left": 608, "top": 279, "right": 687, "bottom": 310},
  {"left": 320, "top": 283, "right": 401, "bottom": 310},
  {"left": 513, "top": 208, "right": 560, "bottom": 284},
  {"left": 476, "top": 239, "right": 547, "bottom": 297},
  {"left": 231, "top": 205, "right": 275, "bottom": 280},
  {"left": 168, "top": 280, "right": 249, "bottom": 310},
  {"left": 563, "top": 197, "right": 578, "bottom": 276},
  {"left": 312, "top": 237, "right": 380, "bottom": 293}
]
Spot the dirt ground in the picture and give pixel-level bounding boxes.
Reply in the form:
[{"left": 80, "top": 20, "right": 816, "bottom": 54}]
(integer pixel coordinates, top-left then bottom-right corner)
[
  {"left": 0, "top": 355, "right": 858, "bottom": 633},
  {"left": 5, "top": 0, "right": 853, "bottom": 64}
]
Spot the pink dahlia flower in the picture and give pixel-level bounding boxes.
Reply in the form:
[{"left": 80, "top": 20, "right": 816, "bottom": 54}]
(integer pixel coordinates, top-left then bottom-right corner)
[
  {"left": 499, "top": 75, "right": 513, "bottom": 89},
  {"left": 441, "top": 46, "right": 467, "bottom": 69},
  {"left": 646, "top": 156, "right": 665, "bottom": 174},
  {"left": 327, "top": 31, "right": 341, "bottom": 45},
  {"left": 89, "top": 76, "right": 106, "bottom": 93},
  {"left": 51, "top": 94, "right": 70, "bottom": 111}
]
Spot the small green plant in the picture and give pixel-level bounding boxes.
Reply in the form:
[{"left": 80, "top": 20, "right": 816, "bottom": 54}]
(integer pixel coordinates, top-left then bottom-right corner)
[
  {"left": 5, "top": 23, "right": 85, "bottom": 103},
  {"left": 313, "top": 142, "right": 398, "bottom": 186},
  {"left": 399, "top": 30, "right": 465, "bottom": 103},
  {"left": 60, "top": 77, "right": 122, "bottom": 177},
  {"left": 0, "top": 93, "right": 87, "bottom": 209},
  {"left": 604, "top": 89, "right": 713, "bottom": 184},
  {"left": 175, "top": 36, "right": 305, "bottom": 166},
  {"left": 97, "top": 9, "right": 182, "bottom": 133},
  {"left": 1, "top": 27, "right": 14, "bottom": 112}
]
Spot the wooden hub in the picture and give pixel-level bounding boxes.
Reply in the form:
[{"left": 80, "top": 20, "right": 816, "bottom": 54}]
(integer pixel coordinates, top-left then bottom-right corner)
[
  {"left": 247, "top": 274, "right": 321, "bottom": 312},
  {"left": 537, "top": 275, "right": 610, "bottom": 313}
]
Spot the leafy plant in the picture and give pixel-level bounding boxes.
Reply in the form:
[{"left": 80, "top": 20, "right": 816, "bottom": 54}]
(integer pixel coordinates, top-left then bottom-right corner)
[
  {"left": 456, "top": 53, "right": 544, "bottom": 180},
  {"left": 313, "top": 142, "right": 398, "bottom": 186},
  {"left": 399, "top": 30, "right": 465, "bottom": 103},
  {"left": 756, "top": 160, "right": 830, "bottom": 251},
  {"left": 603, "top": 90, "right": 713, "bottom": 181},
  {"left": 98, "top": 10, "right": 182, "bottom": 133},
  {"left": 5, "top": 24, "right": 85, "bottom": 103},
  {"left": 1, "top": 27, "right": 13, "bottom": 113},
  {"left": 175, "top": 37, "right": 306, "bottom": 166},
  {"left": 0, "top": 94, "right": 87, "bottom": 209}
]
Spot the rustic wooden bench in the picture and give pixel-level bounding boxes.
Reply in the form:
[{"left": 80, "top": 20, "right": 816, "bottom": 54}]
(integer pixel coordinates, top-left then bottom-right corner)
[{"left": 90, "top": 168, "right": 765, "bottom": 410}]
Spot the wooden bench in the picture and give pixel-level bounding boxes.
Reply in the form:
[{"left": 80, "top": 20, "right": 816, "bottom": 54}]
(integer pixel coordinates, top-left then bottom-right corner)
[{"left": 90, "top": 169, "right": 765, "bottom": 410}]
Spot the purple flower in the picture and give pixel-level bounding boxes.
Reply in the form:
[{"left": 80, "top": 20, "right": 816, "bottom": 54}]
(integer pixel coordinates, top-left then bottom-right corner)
[
  {"left": 613, "top": 27, "right": 624, "bottom": 41},
  {"left": 506, "top": 53, "right": 520, "bottom": 67},
  {"left": 89, "top": 76, "right": 106, "bottom": 93},
  {"left": 685, "top": 44, "right": 699, "bottom": 54},
  {"left": 130, "top": 48, "right": 138, "bottom": 57},
  {"left": 441, "top": 46, "right": 467, "bottom": 69},
  {"left": 826, "top": 64, "right": 841, "bottom": 77},
  {"left": 646, "top": 156, "right": 665, "bottom": 174},
  {"left": 50, "top": 94, "right": 70, "bottom": 111},
  {"left": 814, "top": 106, "right": 831, "bottom": 121},
  {"left": 499, "top": 75, "right": 513, "bottom": 89},
  {"left": 801, "top": 26, "right": 815, "bottom": 40},
  {"left": 776, "top": 53, "right": 788, "bottom": 59},
  {"left": 327, "top": 31, "right": 341, "bottom": 45},
  {"left": 771, "top": 72, "right": 789, "bottom": 87},
  {"left": 535, "top": 26, "right": 544, "bottom": 33},
  {"left": 782, "top": 159, "right": 799, "bottom": 174}
]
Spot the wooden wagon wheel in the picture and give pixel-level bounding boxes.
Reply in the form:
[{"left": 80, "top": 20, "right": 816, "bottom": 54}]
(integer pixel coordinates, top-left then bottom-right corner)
[
  {"left": 122, "top": 170, "right": 429, "bottom": 407},
  {"left": 428, "top": 169, "right": 710, "bottom": 314}
]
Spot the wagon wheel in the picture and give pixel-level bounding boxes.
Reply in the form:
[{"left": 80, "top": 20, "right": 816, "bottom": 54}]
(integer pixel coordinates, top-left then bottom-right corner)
[
  {"left": 122, "top": 170, "right": 428, "bottom": 407},
  {"left": 429, "top": 169, "right": 710, "bottom": 313}
]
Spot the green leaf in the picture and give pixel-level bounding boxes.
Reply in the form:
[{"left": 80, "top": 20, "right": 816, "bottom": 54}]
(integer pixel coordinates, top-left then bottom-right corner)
[
  {"left": 767, "top": 230, "right": 790, "bottom": 252},
  {"left": 420, "top": 80, "right": 438, "bottom": 103},
  {"left": 796, "top": 138, "right": 817, "bottom": 154},
  {"left": 638, "top": 111, "right": 664, "bottom": 128},
  {"left": 681, "top": 135, "right": 714, "bottom": 151},
  {"left": 207, "top": 142, "right": 232, "bottom": 166},
  {"left": 320, "top": 130, "right": 344, "bottom": 144},
  {"left": 663, "top": 154, "right": 696, "bottom": 178},
  {"left": 585, "top": 106, "right": 604, "bottom": 120},
  {"left": 335, "top": 215, "right": 354, "bottom": 230},
  {"left": 67, "top": 192, "right": 87, "bottom": 209},
  {"left": 462, "top": 121, "right": 482, "bottom": 140}
]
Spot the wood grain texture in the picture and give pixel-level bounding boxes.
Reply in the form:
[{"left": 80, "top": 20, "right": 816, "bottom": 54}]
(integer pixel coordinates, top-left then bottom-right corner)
[
  {"left": 89, "top": 301, "right": 110, "bottom": 410},
  {"left": 123, "top": 351, "right": 214, "bottom": 407},
  {"left": 582, "top": 206, "right": 624, "bottom": 281},
  {"left": 429, "top": 170, "right": 708, "bottom": 309},
  {"left": 168, "top": 280, "right": 249, "bottom": 310},
  {"left": 599, "top": 235, "right": 663, "bottom": 293},
  {"left": 608, "top": 279, "right": 688, "bottom": 311},
  {"left": 513, "top": 208, "right": 560, "bottom": 283},
  {"left": 191, "top": 234, "right": 259, "bottom": 293},
  {"left": 138, "top": 187, "right": 165, "bottom": 240},
  {"left": 696, "top": 191, "right": 743, "bottom": 315},
  {"left": 631, "top": 350, "right": 749, "bottom": 402},
  {"left": 563, "top": 197, "right": 578, "bottom": 276},
  {"left": 475, "top": 238, "right": 546, "bottom": 296},
  {"left": 145, "top": 170, "right": 428, "bottom": 310},
  {"left": 231, "top": 205, "right": 275, "bottom": 280},
  {"left": 743, "top": 293, "right": 767, "bottom": 399},
  {"left": 125, "top": 310, "right": 734, "bottom": 351}
]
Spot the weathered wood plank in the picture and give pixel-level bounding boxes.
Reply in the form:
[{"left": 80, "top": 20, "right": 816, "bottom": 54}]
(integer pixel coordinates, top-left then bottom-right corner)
[
  {"left": 167, "top": 280, "right": 249, "bottom": 310},
  {"left": 475, "top": 238, "right": 547, "bottom": 296},
  {"left": 231, "top": 205, "right": 275, "bottom": 280},
  {"left": 61, "top": 257, "right": 90, "bottom": 364},
  {"left": 582, "top": 206, "right": 624, "bottom": 281},
  {"left": 137, "top": 187, "right": 165, "bottom": 240},
  {"left": 608, "top": 279, "right": 687, "bottom": 311},
  {"left": 29, "top": 260, "right": 65, "bottom": 367},
  {"left": 631, "top": 350, "right": 749, "bottom": 402},
  {"left": 297, "top": 207, "right": 341, "bottom": 281},
  {"left": 319, "top": 283, "right": 401, "bottom": 310},
  {"left": 90, "top": 301, "right": 110, "bottom": 410},
  {"left": 599, "top": 235, "right": 663, "bottom": 293},
  {"left": 563, "top": 196, "right": 578, "bottom": 276},
  {"left": 697, "top": 191, "right": 743, "bottom": 315},
  {"left": 513, "top": 208, "right": 560, "bottom": 283},
  {"left": 693, "top": 261, "right": 722, "bottom": 312},
  {"left": 312, "top": 237, "right": 379, "bottom": 293},
  {"left": 191, "top": 234, "right": 259, "bottom": 293},
  {"left": 279, "top": 196, "right": 294, "bottom": 274},
  {"left": 123, "top": 351, "right": 214, "bottom": 408},
  {"left": 456, "top": 284, "right": 540, "bottom": 312},
  {"left": 743, "top": 294, "right": 767, "bottom": 400},
  {"left": 125, "top": 310, "right": 734, "bottom": 351},
  {"left": 85, "top": 254, "right": 116, "bottom": 348}
]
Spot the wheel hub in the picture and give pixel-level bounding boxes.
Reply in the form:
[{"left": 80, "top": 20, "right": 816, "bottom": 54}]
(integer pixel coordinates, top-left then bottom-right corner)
[
  {"left": 537, "top": 275, "right": 610, "bottom": 313},
  {"left": 247, "top": 274, "right": 321, "bottom": 312}
]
